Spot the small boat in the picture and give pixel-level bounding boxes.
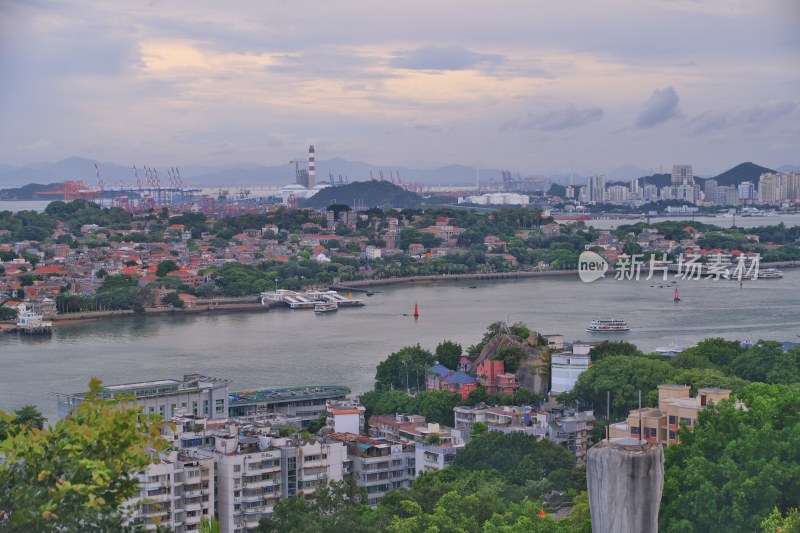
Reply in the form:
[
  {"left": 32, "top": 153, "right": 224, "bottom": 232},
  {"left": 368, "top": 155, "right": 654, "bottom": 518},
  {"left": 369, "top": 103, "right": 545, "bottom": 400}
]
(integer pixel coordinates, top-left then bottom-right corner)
[
  {"left": 468, "top": 285, "right": 477, "bottom": 289},
  {"left": 655, "top": 343, "right": 686, "bottom": 357},
  {"left": 674, "top": 287, "right": 680, "bottom": 302},
  {"left": 586, "top": 318, "right": 629, "bottom": 332},
  {"left": 314, "top": 301, "right": 337, "bottom": 313}
]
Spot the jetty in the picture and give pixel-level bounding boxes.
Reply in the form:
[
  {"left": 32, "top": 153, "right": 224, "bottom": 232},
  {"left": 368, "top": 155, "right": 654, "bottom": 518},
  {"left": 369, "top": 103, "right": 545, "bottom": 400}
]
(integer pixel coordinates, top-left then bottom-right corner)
[
  {"left": 260, "top": 289, "right": 365, "bottom": 309},
  {"left": 16, "top": 306, "right": 53, "bottom": 334}
]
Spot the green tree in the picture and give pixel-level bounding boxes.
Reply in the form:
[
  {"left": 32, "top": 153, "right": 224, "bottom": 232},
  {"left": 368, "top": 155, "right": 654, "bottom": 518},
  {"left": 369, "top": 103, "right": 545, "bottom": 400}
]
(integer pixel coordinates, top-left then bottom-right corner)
[
  {"left": 588, "top": 340, "right": 644, "bottom": 362},
  {"left": 155, "top": 259, "right": 180, "bottom": 278},
  {"left": 761, "top": 507, "right": 800, "bottom": 533},
  {"left": 492, "top": 344, "right": 527, "bottom": 373},
  {"left": 453, "top": 431, "right": 574, "bottom": 488},
  {"left": 561, "top": 355, "right": 675, "bottom": 419},
  {"left": 161, "top": 291, "right": 185, "bottom": 309},
  {"left": 0, "top": 405, "right": 45, "bottom": 441},
  {"left": 0, "top": 378, "right": 166, "bottom": 532},
  {"left": 0, "top": 307, "right": 18, "bottom": 321},
  {"left": 374, "top": 345, "right": 435, "bottom": 392},
  {"left": 434, "top": 340, "right": 463, "bottom": 370},
  {"left": 259, "top": 478, "right": 374, "bottom": 533},
  {"left": 660, "top": 383, "right": 800, "bottom": 533}
]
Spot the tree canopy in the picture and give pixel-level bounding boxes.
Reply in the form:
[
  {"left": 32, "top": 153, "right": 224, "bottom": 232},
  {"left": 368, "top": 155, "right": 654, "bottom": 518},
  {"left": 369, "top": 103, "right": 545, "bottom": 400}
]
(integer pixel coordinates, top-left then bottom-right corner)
[
  {"left": 0, "top": 379, "right": 166, "bottom": 532},
  {"left": 660, "top": 383, "right": 800, "bottom": 533}
]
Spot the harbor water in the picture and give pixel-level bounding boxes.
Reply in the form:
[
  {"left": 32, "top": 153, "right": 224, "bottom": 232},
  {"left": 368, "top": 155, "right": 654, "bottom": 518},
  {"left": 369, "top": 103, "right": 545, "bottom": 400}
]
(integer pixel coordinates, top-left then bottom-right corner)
[{"left": 2, "top": 270, "right": 800, "bottom": 421}]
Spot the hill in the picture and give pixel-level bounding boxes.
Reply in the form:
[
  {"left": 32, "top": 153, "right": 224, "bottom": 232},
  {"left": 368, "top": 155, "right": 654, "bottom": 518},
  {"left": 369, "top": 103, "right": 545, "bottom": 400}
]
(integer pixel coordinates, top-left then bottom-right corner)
[
  {"left": 712, "top": 162, "right": 774, "bottom": 187},
  {"left": 0, "top": 183, "right": 63, "bottom": 201},
  {"left": 301, "top": 180, "right": 422, "bottom": 209}
]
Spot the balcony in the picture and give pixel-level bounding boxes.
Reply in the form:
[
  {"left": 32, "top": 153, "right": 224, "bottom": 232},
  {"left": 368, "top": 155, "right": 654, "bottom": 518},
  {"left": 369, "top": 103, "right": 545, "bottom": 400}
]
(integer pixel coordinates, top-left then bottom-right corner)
[{"left": 183, "top": 502, "right": 202, "bottom": 513}]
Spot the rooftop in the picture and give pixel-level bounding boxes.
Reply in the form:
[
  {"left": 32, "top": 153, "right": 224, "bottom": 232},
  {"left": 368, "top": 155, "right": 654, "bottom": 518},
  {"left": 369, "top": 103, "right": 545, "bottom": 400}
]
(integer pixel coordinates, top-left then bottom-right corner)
[{"left": 229, "top": 385, "right": 350, "bottom": 406}]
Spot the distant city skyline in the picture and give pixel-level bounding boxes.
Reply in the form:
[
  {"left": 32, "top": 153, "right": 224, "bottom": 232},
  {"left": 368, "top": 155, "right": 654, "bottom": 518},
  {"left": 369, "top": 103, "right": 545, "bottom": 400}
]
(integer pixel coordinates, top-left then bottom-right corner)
[{"left": 1, "top": 0, "right": 798, "bottom": 176}]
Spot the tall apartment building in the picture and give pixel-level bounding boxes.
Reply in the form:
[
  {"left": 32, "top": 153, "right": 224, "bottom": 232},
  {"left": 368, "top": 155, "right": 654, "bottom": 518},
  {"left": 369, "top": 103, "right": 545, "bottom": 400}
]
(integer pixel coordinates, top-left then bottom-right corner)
[
  {"left": 671, "top": 164, "right": 694, "bottom": 187},
  {"left": 587, "top": 175, "right": 606, "bottom": 203},
  {"left": 717, "top": 185, "right": 739, "bottom": 206},
  {"left": 759, "top": 171, "right": 800, "bottom": 204},
  {"left": 738, "top": 181, "right": 756, "bottom": 202},
  {"left": 704, "top": 179, "right": 719, "bottom": 204},
  {"left": 126, "top": 450, "right": 215, "bottom": 532},
  {"left": 606, "top": 185, "right": 629, "bottom": 204}
]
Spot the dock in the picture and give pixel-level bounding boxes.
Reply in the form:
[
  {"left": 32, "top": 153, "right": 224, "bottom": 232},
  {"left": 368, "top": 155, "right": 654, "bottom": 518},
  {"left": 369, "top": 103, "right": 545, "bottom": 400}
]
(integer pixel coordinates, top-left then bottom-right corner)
[{"left": 260, "top": 289, "right": 364, "bottom": 309}]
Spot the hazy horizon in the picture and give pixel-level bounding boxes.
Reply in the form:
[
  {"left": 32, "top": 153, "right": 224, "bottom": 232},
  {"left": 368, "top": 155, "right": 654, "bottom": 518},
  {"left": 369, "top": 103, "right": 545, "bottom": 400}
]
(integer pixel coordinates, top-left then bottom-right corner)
[{"left": 1, "top": 1, "right": 798, "bottom": 176}]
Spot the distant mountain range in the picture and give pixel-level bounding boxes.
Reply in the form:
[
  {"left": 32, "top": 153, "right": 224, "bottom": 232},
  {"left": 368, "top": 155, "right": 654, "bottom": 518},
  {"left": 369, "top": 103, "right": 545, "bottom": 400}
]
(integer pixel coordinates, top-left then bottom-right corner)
[{"left": 0, "top": 156, "right": 794, "bottom": 190}]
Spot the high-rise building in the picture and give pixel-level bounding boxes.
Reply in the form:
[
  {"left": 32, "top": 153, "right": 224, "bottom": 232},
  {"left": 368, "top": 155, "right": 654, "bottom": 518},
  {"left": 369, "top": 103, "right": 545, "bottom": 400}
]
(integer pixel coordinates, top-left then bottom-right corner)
[
  {"left": 758, "top": 173, "right": 783, "bottom": 204},
  {"left": 704, "top": 179, "right": 719, "bottom": 204},
  {"left": 606, "top": 185, "right": 629, "bottom": 204},
  {"left": 738, "top": 181, "right": 755, "bottom": 202},
  {"left": 671, "top": 165, "right": 694, "bottom": 188},
  {"left": 587, "top": 175, "right": 606, "bottom": 203}
]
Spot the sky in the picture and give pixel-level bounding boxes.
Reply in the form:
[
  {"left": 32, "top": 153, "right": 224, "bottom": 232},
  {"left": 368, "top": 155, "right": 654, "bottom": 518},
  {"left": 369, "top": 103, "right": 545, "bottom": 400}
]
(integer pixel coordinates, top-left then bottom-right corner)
[{"left": 1, "top": 0, "right": 798, "bottom": 177}]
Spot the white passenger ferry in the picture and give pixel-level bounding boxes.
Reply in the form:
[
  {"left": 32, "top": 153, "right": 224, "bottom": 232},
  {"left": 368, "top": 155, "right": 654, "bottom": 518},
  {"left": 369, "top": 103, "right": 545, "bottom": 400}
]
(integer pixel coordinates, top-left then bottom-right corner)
[{"left": 586, "top": 318, "right": 630, "bottom": 332}]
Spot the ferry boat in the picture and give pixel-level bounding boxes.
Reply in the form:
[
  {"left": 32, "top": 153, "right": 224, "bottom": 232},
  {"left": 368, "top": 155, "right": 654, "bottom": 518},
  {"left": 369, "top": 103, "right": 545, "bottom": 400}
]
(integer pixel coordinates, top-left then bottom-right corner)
[
  {"left": 586, "top": 318, "right": 630, "bottom": 332},
  {"left": 757, "top": 268, "right": 783, "bottom": 279},
  {"left": 314, "top": 301, "right": 338, "bottom": 313}
]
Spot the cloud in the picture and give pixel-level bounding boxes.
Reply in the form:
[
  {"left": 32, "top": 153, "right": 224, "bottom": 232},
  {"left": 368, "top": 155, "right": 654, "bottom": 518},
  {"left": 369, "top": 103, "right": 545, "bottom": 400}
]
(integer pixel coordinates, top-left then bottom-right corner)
[
  {"left": 502, "top": 104, "right": 604, "bottom": 131},
  {"left": 635, "top": 86, "right": 682, "bottom": 128},
  {"left": 686, "top": 101, "right": 797, "bottom": 135},
  {"left": 389, "top": 45, "right": 505, "bottom": 71}
]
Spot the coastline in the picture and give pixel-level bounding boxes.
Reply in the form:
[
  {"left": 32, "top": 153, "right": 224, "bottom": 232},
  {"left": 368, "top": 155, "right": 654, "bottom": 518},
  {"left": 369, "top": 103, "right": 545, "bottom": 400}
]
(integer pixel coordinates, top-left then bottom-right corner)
[{"left": 6, "top": 262, "right": 799, "bottom": 329}]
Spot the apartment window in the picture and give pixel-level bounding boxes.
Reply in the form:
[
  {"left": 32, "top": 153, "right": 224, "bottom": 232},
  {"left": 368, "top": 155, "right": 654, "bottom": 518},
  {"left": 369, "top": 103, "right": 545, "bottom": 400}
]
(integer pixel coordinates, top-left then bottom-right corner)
[
  {"left": 215, "top": 399, "right": 224, "bottom": 414},
  {"left": 203, "top": 400, "right": 209, "bottom": 415},
  {"left": 668, "top": 415, "right": 676, "bottom": 425},
  {"left": 680, "top": 417, "right": 692, "bottom": 426},
  {"left": 192, "top": 401, "right": 198, "bottom": 415},
  {"left": 630, "top": 426, "right": 640, "bottom": 435},
  {"left": 669, "top": 430, "right": 676, "bottom": 440},
  {"left": 234, "top": 465, "right": 241, "bottom": 473}
]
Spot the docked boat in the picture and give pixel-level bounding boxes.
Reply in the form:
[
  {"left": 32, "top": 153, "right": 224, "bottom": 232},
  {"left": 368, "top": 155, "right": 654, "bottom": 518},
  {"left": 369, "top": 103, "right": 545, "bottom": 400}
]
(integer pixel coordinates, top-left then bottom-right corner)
[
  {"left": 757, "top": 268, "right": 783, "bottom": 279},
  {"left": 16, "top": 306, "right": 53, "bottom": 334},
  {"left": 586, "top": 318, "right": 630, "bottom": 332},
  {"left": 654, "top": 343, "right": 686, "bottom": 357},
  {"left": 314, "top": 301, "right": 338, "bottom": 313}
]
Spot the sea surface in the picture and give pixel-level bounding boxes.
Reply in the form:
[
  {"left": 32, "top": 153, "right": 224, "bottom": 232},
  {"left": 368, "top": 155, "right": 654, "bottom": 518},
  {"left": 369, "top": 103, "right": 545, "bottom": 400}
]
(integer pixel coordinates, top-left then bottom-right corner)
[
  {"left": 0, "top": 200, "right": 53, "bottom": 213},
  {"left": 2, "top": 270, "right": 799, "bottom": 422}
]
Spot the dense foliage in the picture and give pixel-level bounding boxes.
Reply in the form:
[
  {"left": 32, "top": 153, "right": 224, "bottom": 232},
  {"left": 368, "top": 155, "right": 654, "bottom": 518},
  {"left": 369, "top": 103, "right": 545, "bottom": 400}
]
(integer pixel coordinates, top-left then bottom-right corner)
[
  {"left": 259, "top": 432, "right": 591, "bottom": 533},
  {"left": 660, "top": 383, "right": 800, "bottom": 532},
  {"left": 0, "top": 379, "right": 165, "bottom": 532},
  {"left": 561, "top": 338, "right": 797, "bottom": 419}
]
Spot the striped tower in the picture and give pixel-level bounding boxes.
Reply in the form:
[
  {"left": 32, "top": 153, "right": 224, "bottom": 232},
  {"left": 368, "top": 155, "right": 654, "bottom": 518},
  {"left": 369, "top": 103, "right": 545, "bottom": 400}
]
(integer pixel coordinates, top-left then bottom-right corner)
[{"left": 308, "top": 145, "right": 316, "bottom": 189}]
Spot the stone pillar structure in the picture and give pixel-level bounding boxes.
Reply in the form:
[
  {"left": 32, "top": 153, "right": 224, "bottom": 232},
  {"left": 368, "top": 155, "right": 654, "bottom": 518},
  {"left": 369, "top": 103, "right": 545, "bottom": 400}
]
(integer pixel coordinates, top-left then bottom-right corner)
[{"left": 587, "top": 438, "right": 664, "bottom": 533}]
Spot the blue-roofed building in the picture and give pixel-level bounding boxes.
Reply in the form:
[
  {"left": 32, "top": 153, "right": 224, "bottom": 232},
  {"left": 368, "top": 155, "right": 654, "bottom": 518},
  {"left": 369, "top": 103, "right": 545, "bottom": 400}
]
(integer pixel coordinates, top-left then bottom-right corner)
[
  {"left": 441, "top": 371, "right": 478, "bottom": 400},
  {"left": 426, "top": 364, "right": 454, "bottom": 392}
]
